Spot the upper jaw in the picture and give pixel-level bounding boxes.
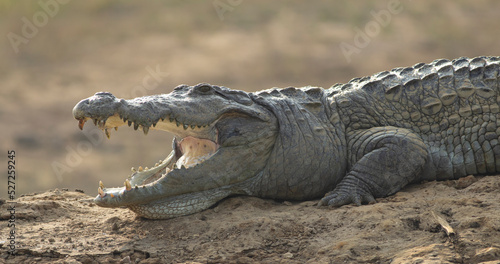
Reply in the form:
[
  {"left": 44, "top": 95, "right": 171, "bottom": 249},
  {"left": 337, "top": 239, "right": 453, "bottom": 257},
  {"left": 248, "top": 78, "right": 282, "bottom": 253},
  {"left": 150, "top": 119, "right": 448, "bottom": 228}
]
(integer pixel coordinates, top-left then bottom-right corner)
[
  {"left": 72, "top": 91, "right": 220, "bottom": 140},
  {"left": 72, "top": 86, "right": 271, "bottom": 140}
]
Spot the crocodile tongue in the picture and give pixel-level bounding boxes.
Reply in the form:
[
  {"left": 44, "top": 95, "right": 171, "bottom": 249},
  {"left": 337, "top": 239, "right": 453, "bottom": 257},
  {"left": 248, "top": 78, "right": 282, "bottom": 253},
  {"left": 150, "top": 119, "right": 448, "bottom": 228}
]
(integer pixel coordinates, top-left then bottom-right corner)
[{"left": 175, "top": 136, "right": 218, "bottom": 169}]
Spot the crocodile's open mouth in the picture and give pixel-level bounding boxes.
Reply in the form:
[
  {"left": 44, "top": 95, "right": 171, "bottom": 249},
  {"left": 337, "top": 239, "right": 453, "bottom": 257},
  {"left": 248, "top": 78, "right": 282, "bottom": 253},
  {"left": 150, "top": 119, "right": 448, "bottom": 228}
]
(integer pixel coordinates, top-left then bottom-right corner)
[
  {"left": 118, "top": 135, "right": 220, "bottom": 192},
  {"left": 77, "top": 113, "right": 223, "bottom": 200},
  {"left": 73, "top": 86, "right": 277, "bottom": 218}
]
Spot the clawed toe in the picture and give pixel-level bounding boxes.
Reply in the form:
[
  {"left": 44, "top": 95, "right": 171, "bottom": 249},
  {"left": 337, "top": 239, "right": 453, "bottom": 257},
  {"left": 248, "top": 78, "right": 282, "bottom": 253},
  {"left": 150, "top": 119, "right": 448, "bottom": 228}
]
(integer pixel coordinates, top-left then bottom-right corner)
[{"left": 318, "top": 191, "right": 376, "bottom": 208}]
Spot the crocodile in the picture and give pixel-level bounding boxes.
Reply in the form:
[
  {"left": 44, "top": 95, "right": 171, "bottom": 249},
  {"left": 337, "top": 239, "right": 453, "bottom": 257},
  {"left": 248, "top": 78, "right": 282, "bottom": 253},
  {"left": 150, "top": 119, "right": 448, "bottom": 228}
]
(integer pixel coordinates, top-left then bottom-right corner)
[{"left": 73, "top": 56, "right": 500, "bottom": 219}]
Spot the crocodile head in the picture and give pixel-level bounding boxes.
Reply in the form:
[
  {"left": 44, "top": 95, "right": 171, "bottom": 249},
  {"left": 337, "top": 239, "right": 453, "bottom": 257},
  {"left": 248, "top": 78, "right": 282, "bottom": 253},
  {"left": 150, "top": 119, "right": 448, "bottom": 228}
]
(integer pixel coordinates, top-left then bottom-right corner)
[{"left": 73, "top": 83, "right": 278, "bottom": 219}]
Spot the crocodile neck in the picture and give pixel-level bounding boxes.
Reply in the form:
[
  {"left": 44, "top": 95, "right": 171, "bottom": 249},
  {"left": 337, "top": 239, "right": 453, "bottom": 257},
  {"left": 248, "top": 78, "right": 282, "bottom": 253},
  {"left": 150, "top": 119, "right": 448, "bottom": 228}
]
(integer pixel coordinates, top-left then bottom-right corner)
[{"left": 248, "top": 87, "right": 348, "bottom": 199}]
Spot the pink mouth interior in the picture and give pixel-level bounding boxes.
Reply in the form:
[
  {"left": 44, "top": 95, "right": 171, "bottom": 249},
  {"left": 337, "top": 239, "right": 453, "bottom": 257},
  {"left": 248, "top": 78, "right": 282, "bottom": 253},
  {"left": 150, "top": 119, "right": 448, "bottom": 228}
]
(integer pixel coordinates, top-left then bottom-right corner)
[{"left": 176, "top": 136, "right": 219, "bottom": 168}]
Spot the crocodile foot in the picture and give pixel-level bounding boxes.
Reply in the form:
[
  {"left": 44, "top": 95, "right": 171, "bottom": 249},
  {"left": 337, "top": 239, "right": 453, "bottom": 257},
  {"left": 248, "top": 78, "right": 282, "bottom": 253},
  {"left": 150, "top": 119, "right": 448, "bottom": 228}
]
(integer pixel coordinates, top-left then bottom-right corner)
[{"left": 318, "top": 187, "right": 376, "bottom": 207}]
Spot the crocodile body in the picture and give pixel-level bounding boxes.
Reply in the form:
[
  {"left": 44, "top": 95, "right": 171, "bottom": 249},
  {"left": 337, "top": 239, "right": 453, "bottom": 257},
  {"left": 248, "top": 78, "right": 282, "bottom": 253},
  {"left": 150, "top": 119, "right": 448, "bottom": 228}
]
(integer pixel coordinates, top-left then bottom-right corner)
[{"left": 73, "top": 56, "right": 500, "bottom": 219}]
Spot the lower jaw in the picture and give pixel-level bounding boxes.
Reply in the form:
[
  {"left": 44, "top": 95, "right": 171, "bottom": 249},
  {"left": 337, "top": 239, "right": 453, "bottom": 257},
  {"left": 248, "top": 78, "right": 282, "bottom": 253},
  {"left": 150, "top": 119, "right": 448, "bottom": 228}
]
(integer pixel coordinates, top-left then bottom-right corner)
[
  {"left": 126, "top": 174, "right": 258, "bottom": 219},
  {"left": 127, "top": 184, "right": 233, "bottom": 219}
]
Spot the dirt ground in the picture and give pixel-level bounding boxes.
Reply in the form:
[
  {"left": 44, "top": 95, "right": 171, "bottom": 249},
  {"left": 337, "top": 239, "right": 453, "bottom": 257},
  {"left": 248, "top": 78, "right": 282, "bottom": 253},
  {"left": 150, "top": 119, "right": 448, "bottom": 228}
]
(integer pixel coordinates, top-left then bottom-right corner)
[{"left": 1, "top": 175, "right": 499, "bottom": 264}]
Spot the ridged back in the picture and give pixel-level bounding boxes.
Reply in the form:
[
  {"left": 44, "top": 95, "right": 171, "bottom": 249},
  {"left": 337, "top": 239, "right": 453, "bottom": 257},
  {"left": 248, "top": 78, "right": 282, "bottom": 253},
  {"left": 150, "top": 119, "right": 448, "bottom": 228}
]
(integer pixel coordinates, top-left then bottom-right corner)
[
  {"left": 327, "top": 56, "right": 500, "bottom": 130},
  {"left": 328, "top": 56, "right": 500, "bottom": 177}
]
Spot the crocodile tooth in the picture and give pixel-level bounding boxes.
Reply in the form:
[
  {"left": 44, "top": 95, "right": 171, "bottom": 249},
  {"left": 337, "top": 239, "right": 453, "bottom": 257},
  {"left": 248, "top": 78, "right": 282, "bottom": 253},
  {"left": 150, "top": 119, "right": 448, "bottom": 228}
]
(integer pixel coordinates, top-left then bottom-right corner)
[
  {"left": 191, "top": 125, "right": 196, "bottom": 129},
  {"left": 145, "top": 167, "right": 149, "bottom": 170},
  {"left": 128, "top": 120, "right": 132, "bottom": 127},
  {"left": 78, "top": 119, "right": 86, "bottom": 130},
  {"left": 138, "top": 166, "right": 143, "bottom": 172},
  {"left": 159, "top": 160, "right": 162, "bottom": 164},
  {"left": 114, "top": 127, "right": 118, "bottom": 131},
  {"left": 176, "top": 120, "right": 180, "bottom": 127},
  {"left": 143, "top": 126, "right": 149, "bottom": 135},
  {"left": 155, "top": 163, "right": 159, "bottom": 167},
  {"left": 183, "top": 124, "right": 188, "bottom": 130},
  {"left": 98, "top": 119, "right": 106, "bottom": 129},
  {"left": 105, "top": 128, "right": 111, "bottom": 139},
  {"left": 98, "top": 187, "right": 105, "bottom": 198},
  {"left": 124, "top": 179, "right": 132, "bottom": 191},
  {"left": 131, "top": 167, "right": 136, "bottom": 172},
  {"left": 99, "top": 181, "right": 104, "bottom": 189},
  {"left": 134, "top": 123, "right": 139, "bottom": 130},
  {"left": 152, "top": 122, "right": 157, "bottom": 127},
  {"left": 169, "top": 117, "right": 174, "bottom": 122},
  {"left": 197, "top": 125, "right": 202, "bottom": 129}
]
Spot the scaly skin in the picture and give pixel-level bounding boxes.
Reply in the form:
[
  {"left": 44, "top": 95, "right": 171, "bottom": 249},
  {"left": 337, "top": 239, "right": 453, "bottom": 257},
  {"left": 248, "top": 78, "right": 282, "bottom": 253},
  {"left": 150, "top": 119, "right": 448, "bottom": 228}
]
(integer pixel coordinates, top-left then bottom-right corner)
[{"left": 73, "top": 56, "right": 500, "bottom": 219}]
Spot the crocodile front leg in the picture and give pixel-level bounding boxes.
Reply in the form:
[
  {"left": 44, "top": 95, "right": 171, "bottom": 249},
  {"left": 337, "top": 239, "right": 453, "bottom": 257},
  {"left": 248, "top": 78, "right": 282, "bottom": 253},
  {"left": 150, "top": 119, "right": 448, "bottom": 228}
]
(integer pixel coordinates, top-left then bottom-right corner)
[{"left": 319, "top": 126, "right": 429, "bottom": 207}]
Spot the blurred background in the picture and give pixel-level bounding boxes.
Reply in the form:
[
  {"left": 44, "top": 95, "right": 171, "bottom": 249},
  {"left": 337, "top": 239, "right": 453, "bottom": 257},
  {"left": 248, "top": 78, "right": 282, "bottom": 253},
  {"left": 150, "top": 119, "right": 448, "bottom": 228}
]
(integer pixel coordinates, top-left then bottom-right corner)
[{"left": 1, "top": 0, "right": 499, "bottom": 197}]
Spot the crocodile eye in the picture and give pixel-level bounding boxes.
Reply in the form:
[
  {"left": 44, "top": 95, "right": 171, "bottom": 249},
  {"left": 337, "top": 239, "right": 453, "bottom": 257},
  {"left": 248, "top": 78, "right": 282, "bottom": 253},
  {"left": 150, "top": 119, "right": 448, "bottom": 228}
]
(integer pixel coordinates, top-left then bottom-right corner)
[{"left": 195, "top": 85, "right": 213, "bottom": 94}]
